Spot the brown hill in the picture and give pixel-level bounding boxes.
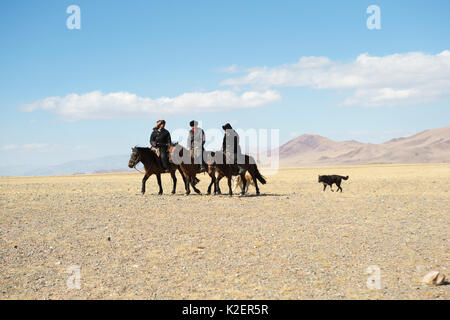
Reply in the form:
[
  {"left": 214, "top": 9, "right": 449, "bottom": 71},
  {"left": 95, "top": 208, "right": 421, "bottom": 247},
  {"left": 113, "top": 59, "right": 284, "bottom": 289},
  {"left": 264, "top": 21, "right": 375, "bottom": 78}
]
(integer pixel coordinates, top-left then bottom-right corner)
[{"left": 274, "top": 126, "right": 450, "bottom": 167}]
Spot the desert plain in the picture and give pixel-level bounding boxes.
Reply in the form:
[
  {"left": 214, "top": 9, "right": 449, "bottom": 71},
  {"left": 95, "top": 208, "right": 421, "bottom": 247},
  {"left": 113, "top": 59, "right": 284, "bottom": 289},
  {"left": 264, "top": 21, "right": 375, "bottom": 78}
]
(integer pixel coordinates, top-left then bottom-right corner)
[{"left": 0, "top": 163, "right": 449, "bottom": 299}]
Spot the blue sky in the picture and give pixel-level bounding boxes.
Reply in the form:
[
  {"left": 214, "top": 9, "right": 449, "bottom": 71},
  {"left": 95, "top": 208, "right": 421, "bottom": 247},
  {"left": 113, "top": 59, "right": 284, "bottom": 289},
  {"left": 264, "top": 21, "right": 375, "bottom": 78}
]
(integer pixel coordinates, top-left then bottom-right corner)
[{"left": 1, "top": 0, "right": 449, "bottom": 166}]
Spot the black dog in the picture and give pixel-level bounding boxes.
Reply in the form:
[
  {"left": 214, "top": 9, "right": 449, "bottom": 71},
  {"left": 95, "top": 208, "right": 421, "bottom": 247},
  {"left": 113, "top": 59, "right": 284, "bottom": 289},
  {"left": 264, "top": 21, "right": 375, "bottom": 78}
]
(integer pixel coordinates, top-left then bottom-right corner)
[{"left": 318, "top": 175, "right": 349, "bottom": 192}]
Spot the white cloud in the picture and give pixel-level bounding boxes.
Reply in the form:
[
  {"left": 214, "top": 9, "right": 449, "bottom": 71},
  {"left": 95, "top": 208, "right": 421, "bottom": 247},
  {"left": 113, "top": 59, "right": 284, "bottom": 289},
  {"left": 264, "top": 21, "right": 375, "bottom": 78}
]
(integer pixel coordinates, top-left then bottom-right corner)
[
  {"left": 216, "top": 64, "right": 239, "bottom": 74},
  {"left": 21, "top": 90, "right": 281, "bottom": 121},
  {"left": 221, "top": 51, "right": 450, "bottom": 107}
]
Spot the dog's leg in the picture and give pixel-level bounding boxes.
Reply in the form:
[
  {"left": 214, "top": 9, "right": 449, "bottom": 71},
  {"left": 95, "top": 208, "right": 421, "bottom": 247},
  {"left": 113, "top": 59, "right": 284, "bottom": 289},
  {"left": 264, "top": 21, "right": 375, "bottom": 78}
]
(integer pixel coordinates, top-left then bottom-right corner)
[{"left": 232, "top": 176, "right": 241, "bottom": 193}]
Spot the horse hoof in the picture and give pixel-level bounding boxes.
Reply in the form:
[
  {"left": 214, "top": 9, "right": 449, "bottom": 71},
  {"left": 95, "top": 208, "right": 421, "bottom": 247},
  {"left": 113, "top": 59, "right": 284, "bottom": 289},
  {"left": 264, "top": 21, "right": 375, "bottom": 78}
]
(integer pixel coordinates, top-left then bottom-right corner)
[{"left": 171, "top": 191, "right": 176, "bottom": 194}]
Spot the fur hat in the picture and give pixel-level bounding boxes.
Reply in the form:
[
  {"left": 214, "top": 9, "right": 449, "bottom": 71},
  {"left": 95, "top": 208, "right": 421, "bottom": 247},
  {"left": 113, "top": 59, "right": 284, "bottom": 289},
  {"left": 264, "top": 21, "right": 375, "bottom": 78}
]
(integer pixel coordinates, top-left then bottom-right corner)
[
  {"left": 222, "top": 123, "right": 232, "bottom": 130},
  {"left": 190, "top": 120, "right": 198, "bottom": 127},
  {"left": 154, "top": 120, "right": 166, "bottom": 130}
]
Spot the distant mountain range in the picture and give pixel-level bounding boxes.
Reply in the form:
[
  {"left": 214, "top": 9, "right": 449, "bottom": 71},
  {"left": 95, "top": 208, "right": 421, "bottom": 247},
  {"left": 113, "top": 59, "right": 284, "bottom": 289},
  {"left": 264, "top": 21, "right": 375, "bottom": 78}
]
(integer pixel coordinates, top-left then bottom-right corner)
[
  {"left": 1, "top": 126, "right": 449, "bottom": 177},
  {"left": 0, "top": 155, "right": 134, "bottom": 177},
  {"left": 276, "top": 125, "right": 450, "bottom": 167}
]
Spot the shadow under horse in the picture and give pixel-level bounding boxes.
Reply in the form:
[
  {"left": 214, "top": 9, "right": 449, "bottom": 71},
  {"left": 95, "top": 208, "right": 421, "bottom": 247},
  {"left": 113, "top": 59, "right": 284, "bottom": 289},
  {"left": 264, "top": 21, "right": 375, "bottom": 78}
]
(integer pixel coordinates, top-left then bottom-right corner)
[
  {"left": 128, "top": 147, "right": 187, "bottom": 195},
  {"left": 168, "top": 143, "right": 217, "bottom": 195}
]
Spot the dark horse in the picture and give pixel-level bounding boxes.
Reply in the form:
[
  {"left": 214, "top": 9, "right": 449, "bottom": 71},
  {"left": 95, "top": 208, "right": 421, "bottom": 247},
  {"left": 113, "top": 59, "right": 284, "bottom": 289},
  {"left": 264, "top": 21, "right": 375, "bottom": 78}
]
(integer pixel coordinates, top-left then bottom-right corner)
[
  {"left": 168, "top": 143, "right": 217, "bottom": 195},
  {"left": 128, "top": 147, "right": 185, "bottom": 195},
  {"left": 213, "top": 152, "right": 267, "bottom": 196}
]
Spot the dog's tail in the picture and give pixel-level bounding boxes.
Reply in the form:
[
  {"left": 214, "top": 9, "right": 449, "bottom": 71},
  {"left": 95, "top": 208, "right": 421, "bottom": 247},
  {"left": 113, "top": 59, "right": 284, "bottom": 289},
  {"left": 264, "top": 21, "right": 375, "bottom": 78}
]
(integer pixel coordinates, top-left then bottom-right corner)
[
  {"left": 253, "top": 165, "right": 267, "bottom": 184},
  {"left": 342, "top": 175, "right": 349, "bottom": 180}
]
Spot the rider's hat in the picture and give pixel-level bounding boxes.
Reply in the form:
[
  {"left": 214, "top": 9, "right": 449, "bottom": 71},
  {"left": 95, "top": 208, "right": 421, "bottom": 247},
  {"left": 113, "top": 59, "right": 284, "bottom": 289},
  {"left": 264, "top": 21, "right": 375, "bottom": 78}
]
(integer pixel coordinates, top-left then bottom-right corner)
[
  {"left": 154, "top": 119, "right": 166, "bottom": 130},
  {"left": 222, "top": 123, "right": 232, "bottom": 130}
]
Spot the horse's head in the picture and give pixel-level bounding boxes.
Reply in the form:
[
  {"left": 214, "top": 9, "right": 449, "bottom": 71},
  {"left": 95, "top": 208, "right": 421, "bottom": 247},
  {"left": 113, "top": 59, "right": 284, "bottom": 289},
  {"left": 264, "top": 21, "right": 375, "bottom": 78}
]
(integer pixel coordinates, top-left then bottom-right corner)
[{"left": 128, "top": 147, "right": 141, "bottom": 168}]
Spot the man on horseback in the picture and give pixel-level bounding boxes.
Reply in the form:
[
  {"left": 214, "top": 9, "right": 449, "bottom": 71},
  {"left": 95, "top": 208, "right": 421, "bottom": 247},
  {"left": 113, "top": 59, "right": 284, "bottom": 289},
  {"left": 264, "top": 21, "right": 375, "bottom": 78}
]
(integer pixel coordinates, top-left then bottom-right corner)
[
  {"left": 222, "top": 123, "right": 246, "bottom": 175},
  {"left": 150, "top": 120, "right": 172, "bottom": 172},
  {"left": 187, "top": 120, "right": 207, "bottom": 172}
]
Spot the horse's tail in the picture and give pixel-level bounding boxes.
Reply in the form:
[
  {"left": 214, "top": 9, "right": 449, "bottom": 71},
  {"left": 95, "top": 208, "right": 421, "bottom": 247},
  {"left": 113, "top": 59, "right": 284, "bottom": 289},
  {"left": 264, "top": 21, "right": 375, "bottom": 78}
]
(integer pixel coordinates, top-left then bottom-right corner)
[{"left": 253, "top": 164, "right": 266, "bottom": 185}]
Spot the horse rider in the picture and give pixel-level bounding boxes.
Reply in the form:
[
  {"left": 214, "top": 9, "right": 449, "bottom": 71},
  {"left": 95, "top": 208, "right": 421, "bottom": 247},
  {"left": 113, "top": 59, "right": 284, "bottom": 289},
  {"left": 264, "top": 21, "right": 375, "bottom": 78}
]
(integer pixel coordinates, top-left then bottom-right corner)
[
  {"left": 187, "top": 120, "right": 207, "bottom": 172},
  {"left": 222, "top": 123, "right": 246, "bottom": 175},
  {"left": 150, "top": 120, "right": 172, "bottom": 172}
]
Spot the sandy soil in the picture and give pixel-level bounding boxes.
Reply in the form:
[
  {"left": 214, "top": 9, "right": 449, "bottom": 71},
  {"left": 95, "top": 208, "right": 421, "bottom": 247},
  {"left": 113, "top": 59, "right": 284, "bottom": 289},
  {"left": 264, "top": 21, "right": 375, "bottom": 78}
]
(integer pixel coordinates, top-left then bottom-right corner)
[{"left": 0, "top": 164, "right": 449, "bottom": 299}]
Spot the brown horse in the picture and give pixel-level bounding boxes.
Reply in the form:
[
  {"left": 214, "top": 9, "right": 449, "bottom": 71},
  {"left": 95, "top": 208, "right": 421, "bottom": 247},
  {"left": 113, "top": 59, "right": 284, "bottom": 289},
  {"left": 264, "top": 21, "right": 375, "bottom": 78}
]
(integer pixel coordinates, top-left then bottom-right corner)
[
  {"left": 213, "top": 152, "right": 266, "bottom": 196},
  {"left": 168, "top": 143, "right": 217, "bottom": 195},
  {"left": 128, "top": 147, "right": 185, "bottom": 195}
]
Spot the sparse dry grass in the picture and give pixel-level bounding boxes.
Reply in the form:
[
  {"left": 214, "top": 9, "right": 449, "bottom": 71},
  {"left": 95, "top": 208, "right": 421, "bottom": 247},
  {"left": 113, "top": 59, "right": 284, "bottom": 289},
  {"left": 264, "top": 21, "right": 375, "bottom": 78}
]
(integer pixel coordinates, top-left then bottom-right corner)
[{"left": 0, "top": 164, "right": 449, "bottom": 299}]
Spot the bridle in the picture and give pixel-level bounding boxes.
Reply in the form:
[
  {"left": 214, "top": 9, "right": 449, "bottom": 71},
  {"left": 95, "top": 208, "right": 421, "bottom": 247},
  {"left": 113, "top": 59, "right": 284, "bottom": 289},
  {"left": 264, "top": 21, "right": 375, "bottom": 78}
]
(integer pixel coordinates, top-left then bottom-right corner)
[{"left": 131, "top": 149, "right": 145, "bottom": 173}]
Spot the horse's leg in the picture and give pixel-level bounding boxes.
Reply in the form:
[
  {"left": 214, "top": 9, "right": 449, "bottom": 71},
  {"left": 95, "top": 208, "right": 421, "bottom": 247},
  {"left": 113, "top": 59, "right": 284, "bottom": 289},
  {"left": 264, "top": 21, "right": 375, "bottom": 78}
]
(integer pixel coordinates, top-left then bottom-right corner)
[
  {"left": 190, "top": 175, "right": 201, "bottom": 194},
  {"left": 178, "top": 168, "right": 187, "bottom": 189},
  {"left": 156, "top": 173, "right": 163, "bottom": 195},
  {"left": 239, "top": 172, "right": 247, "bottom": 196},
  {"left": 182, "top": 170, "right": 191, "bottom": 196},
  {"left": 213, "top": 169, "right": 218, "bottom": 194},
  {"left": 206, "top": 167, "right": 216, "bottom": 195},
  {"left": 170, "top": 170, "right": 177, "bottom": 194},
  {"left": 177, "top": 166, "right": 190, "bottom": 195},
  {"left": 250, "top": 172, "right": 259, "bottom": 196},
  {"left": 215, "top": 173, "right": 224, "bottom": 195},
  {"left": 227, "top": 174, "right": 233, "bottom": 196},
  {"left": 141, "top": 173, "right": 151, "bottom": 195},
  {"left": 184, "top": 177, "right": 191, "bottom": 195},
  {"left": 207, "top": 175, "right": 213, "bottom": 195}
]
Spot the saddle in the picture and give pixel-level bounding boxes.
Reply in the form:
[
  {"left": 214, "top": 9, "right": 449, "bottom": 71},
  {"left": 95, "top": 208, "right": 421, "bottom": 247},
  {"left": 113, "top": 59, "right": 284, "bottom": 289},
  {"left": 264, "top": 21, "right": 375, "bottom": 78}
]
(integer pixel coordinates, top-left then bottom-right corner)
[
  {"left": 151, "top": 147, "right": 170, "bottom": 170},
  {"left": 151, "top": 147, "right": 160, "bottom": 157}
]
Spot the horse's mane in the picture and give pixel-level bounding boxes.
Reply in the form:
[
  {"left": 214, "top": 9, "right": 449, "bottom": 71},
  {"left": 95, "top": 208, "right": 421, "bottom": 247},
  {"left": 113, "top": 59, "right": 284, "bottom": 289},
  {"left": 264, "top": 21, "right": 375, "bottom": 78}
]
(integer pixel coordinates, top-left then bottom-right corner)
[{"left": 135, "top": 146, "right": 159, "bottom": 163}]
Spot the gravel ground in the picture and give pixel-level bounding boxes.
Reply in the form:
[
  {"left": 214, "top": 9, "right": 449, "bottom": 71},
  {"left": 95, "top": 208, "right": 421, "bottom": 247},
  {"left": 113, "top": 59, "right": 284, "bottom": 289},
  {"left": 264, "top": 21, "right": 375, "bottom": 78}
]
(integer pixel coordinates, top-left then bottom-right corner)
[{"left": 0, "top": 164, "right": 448, "bottom": 299}]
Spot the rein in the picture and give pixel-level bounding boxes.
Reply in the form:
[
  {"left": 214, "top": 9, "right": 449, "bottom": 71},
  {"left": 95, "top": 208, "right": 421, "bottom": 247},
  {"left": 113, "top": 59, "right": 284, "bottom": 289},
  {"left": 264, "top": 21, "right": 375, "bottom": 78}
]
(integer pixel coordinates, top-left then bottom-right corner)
[{"left": 133, "top": 165, "right": 144, "bottom": 174}]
